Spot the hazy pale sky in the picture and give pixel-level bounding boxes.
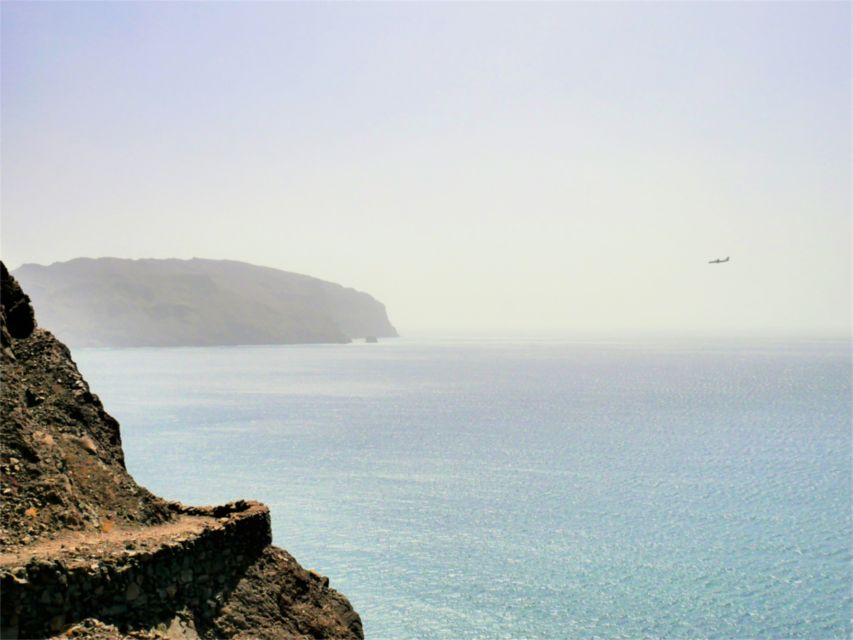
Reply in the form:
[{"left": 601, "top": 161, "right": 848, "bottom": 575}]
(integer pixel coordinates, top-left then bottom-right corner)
[{"left": 2, "top": 1, "right": 850, "bottom": 335}]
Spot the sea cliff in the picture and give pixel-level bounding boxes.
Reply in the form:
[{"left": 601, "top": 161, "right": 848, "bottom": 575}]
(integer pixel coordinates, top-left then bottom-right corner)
[
  {"left": 0, "top": 262, "right": 363, "bottom": 639},
  {"left": 12, "top": 258, "right": 397, "bottom": 347}
]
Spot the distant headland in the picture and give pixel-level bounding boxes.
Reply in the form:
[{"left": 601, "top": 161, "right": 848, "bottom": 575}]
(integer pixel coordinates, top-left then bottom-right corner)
[{"left": 12, "top": 258, "right": 398, "bottom": 348}]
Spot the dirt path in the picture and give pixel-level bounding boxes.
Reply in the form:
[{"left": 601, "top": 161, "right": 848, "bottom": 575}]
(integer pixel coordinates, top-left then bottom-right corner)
[{"left": 0, "top": 514, "right": 219, "bottom": 570}]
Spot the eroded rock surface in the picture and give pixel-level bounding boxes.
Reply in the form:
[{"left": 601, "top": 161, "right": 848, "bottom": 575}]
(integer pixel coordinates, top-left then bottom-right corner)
[
  {"left": 0, "top": 263, "right": 362, "bottom": 639},
  {"left": 0, "top": 270, "right": 172, "bottom": 548}
]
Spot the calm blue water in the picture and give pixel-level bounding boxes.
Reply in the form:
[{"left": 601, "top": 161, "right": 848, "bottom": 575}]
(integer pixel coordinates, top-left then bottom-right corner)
[{"left": 73, "top": 337, "right": 851, "bottom": 639}]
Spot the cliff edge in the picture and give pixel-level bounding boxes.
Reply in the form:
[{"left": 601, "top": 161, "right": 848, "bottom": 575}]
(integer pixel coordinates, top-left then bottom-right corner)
[{"left": 0, "top": 263, "right": 363, "bottom": 639}]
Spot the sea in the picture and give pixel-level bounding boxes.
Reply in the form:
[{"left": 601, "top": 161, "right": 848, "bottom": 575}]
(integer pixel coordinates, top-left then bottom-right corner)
[{"left": 72, "top": 337, "right": 852, "bottom": 640}]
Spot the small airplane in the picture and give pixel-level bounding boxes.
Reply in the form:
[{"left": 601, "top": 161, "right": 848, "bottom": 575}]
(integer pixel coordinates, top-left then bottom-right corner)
[{"left": 708, "top": 256, "right": 730, "bottom": 264}]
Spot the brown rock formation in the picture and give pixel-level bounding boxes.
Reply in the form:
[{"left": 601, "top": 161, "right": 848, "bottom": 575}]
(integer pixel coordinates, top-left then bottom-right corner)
[{"left": 0, "top": 263, "right": 363, "bottom": 639}]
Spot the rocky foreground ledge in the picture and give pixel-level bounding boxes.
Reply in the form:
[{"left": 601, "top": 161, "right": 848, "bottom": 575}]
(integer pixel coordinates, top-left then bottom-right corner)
[{"left": 0, "top": 263, "right": 363, "bottom": 639}]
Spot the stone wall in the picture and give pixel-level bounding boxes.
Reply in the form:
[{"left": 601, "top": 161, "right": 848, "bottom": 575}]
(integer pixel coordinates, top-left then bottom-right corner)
[{"left": 0, "top": 501, "right": 272, "bottom": 639}]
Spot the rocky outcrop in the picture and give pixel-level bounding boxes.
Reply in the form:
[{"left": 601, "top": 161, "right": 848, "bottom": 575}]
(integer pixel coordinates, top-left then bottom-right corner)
[
  {"left": 1, "top": 263, "right": 35, "bottom": 343},
  {"left": 12, "top": 258, "right": 398, "bottom": 347},
  {"left": 0, "top": 264, "right": 363, "bottom": 639},
  {"left": 0, "top": 261, "right": 171, "bottom": 548}
]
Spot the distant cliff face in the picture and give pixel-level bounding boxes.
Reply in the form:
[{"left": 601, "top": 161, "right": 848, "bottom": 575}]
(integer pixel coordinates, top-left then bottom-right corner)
[{"left": 13, "top": 258, "right": 397, "bottom": 347}]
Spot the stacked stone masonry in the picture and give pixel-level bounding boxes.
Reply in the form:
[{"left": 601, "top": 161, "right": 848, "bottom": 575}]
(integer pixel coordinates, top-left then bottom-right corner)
[{"left": 0, "top": 501, "right": 271, "bottom": 639}]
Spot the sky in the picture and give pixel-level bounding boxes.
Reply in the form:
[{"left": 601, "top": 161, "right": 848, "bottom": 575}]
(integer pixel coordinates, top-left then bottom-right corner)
[{"left": 1, "top": 1, "right": 850, "bottom": 336}]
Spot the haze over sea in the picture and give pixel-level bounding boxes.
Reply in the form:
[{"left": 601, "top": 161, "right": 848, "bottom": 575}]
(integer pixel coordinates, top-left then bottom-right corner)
[{"left": 74, "top": 337, "right": 851, "bottom": 639}]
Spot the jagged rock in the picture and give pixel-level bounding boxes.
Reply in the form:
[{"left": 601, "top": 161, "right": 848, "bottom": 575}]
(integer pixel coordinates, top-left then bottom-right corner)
[
  {"left": 0, "top": 263, "right": 362, "bottom": 639},
  {"left": 1, "top": 262, "right": 35, "bottom": 341}
]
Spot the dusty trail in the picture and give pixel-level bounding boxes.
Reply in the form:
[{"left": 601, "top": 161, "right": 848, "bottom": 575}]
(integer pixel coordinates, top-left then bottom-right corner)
[{"left": 0, "top": 514, "right": 219, "bottom": 569}]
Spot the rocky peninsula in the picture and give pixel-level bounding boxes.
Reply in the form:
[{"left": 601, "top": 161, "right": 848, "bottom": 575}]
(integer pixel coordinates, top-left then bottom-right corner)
[
  {"left": 0, "top": 263, "right": 363, "bottom": 639},
  {"left": 12, "top": 258, "right": 397, "bottom": 347}
]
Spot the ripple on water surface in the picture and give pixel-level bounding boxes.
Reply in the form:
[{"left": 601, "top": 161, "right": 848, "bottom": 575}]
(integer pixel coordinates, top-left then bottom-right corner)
[{"left": 73, "top": 339, "right": 853, "bottom": 639}]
